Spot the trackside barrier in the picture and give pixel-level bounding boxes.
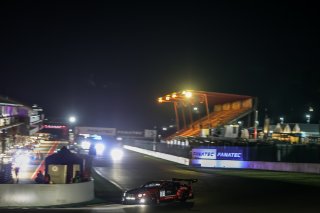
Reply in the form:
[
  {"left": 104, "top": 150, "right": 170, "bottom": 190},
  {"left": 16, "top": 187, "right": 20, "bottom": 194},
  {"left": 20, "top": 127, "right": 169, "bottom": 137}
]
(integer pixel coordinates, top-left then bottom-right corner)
[
  {"left": 124, "top": 145, "right": 320, "bottom": 174},
  {"left": 0, "top": 180, "right": 94, "bottom": 207},
  {"left": 191, "top": 159, "right": 320, "bottom": 174},
  {"left": 123, "top": 145, "right": 190, "bottom": 165}
]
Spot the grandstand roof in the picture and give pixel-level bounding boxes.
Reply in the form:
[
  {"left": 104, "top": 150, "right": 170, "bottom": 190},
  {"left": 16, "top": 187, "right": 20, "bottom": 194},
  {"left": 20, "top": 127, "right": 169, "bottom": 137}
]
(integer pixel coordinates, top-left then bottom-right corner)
[
  {"left": 201, "top": 91, "right": 253, "bottom": 105},
  {"left": 159, "top": 90, "right": 254, "bottom": 106}
]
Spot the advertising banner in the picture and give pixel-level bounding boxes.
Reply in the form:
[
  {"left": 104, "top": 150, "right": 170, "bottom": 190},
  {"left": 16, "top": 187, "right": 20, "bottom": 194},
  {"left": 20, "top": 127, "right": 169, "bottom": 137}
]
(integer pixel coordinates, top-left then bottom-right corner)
[
  {"left": 117, "top": 130, "right": 144, "bottom": 138},
  {"left": 75, "top": 127, "right": 116, "bottom": 136},
  {"left": 144, "top": 129, "right": 157, "bottom": 138},
  {"left": 192, "top": 147, "right": 243, "bottom": 161}
]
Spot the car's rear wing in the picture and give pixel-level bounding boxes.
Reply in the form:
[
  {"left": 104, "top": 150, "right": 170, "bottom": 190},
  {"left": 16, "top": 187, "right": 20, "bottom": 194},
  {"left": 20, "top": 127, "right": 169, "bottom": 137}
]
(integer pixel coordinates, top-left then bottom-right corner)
[{"left": 172, "top": 178, "right": 198, "bottom": 183}]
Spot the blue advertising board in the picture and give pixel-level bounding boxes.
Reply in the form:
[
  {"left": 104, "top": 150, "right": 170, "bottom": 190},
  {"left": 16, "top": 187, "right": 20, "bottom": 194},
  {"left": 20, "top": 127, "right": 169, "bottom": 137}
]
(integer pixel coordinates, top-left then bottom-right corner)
[{"left": 192, "top": 147, "right": 243, "bottom": 161}]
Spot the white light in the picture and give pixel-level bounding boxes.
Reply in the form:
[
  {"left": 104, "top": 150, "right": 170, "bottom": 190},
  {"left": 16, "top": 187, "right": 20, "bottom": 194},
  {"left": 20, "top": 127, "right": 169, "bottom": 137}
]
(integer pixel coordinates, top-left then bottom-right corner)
[
  {"left": 162, "top": 127, "right": 167, "bottom": 131},
  {"left": 116, "top": 137, "right": 123, "bottom": 141},
  {"left": 193, "top": 107, "right": 198, "bottom": 111},
  {"left": 138, "top": 194, "right": 143, "bottom": 198},
  {"left": 111, "top": 148, "right": 124, "bottom": 160},
  {"left": 69, "top": 116, "right": 76, "bottom": 123},
  {"left": 81, "top": 141, "right": 91, "bottom": 149},
  {"left": 140, "top": 198, "right": 146, "bottom": 203},
  {"left": 95, "top": 143, "right": 105, "bottom": 155},
  {"left": 14, "top": 154, "right": 30, "bottom": 169},
  {"left": 92, "top": 134, "right": 102, "bottom": 140},
  {"left": 126, "top": 197, "right": 136, "bottom": 200}
]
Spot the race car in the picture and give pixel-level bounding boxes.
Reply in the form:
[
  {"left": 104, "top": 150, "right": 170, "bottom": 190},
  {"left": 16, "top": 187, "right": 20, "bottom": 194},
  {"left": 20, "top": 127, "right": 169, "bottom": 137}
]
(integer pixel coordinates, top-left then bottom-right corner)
[{"left": 122, "top": 178, "right": 198, "bottom": 205}]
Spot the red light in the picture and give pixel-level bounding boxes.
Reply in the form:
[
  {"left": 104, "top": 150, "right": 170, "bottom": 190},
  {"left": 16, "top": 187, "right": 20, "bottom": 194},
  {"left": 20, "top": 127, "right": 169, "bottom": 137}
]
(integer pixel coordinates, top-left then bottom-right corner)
[{"left": 43, "top": 125, "right": 67, "bottom": 129}]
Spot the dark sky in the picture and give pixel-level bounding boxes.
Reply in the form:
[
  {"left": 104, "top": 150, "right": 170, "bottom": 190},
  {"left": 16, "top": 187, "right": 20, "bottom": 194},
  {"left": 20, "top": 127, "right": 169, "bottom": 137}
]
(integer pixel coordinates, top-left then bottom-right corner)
[{"left": 0, "top": 1, "right": 319, "bottom": 129}]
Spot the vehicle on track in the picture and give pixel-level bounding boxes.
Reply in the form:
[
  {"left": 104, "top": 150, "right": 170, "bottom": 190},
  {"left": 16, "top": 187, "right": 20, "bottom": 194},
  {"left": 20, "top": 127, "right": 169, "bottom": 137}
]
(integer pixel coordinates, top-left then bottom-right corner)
[{"left": 122, "top": 178, "right": 197, "bottom": 205}]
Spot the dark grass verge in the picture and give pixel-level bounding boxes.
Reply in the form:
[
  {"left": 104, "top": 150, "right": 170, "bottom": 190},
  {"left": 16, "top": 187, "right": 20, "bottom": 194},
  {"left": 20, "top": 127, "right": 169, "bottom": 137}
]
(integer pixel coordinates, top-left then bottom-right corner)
[{"left": 184, "top": 166, "right": 320, "bottom": 188}]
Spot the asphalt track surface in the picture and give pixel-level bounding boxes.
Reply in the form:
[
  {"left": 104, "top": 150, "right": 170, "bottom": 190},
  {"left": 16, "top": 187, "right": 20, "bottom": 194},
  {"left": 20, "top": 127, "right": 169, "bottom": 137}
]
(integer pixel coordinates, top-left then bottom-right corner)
[
  {"left": 93, "top": 148, "right": 320, "bottom": 213},
  {"left": 2, "top": 148, "right": 320, "bottom": 213}
]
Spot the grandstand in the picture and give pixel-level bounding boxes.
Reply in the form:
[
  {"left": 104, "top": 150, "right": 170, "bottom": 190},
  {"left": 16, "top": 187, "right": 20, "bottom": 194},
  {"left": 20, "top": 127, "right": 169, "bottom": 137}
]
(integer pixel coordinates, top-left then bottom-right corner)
[{"left": 158, "top": 90, "right": 257, "bottom": 139}]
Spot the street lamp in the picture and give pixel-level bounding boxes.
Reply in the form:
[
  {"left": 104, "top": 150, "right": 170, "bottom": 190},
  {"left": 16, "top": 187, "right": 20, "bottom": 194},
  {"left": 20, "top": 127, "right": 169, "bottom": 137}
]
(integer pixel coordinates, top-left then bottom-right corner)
[
  {"left": 68, "top": 116, "right": 76, "bottom": 143},
  {"left": 69, "top": 116, "right": 76, "bottom": 123}
]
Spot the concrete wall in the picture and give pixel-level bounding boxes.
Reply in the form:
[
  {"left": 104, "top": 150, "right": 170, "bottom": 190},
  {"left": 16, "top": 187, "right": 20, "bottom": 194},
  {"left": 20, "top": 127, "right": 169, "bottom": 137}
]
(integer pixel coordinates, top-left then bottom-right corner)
[
  {"left": 124, "top": 144, "right": 320, "bottom": 174},
  {"left": 124, "top": 145, "right": 190, "bottom": 165},
  {"left": 191, "top": 159, "right": 320, "bottom": 174},
  {"left": 0, "top": 180, "right": 94, "bottom": 207}
]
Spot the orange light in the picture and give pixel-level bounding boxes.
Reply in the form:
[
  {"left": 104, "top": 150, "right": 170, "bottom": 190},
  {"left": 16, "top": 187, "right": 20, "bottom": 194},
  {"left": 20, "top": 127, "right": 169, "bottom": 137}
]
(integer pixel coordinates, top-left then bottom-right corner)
[
  {"left": 185, "top": 91, "right": 192, "bottom": 98},
  {"left": 172, "top": 93, "right": 177, "bottom": 98},
  {"left": 158, "top": 97, "right": 163, "bottom": 103},
  {"left": 165, "top": 96, "right": 170, "bottom": 101}
]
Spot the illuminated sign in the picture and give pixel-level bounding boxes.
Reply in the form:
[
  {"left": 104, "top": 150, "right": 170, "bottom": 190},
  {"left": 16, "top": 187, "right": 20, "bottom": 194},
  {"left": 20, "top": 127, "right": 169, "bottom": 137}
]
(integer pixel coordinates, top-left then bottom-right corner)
[
  {"left": 117, "top": 130, "right": 144, "bottom": 138},
  {"left": 75, "top": 127, "right": 116, "bottom": 136},
  {"left": 192, "top": 147, "right": 243, "bottom": 161},
  {"left": 192, "top": 149, "right": 216, "bottom": 160},
  {"left": 43, "top": 125, "right": 67, "bottom": 129}
]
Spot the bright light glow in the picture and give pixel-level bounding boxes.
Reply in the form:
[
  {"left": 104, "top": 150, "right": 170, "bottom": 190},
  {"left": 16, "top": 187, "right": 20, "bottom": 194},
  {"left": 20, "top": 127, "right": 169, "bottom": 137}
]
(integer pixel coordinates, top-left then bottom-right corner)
[
  {"left": 193, "top": 107, "right": 198, "bottom": 111},
  {"left": 184, "top": 91, "right": 192, "bottom": 98},
  {"left": 162, "top": 127, "right": 167, "bottom": 131},
  {"left": 172, "top": 93, "right": 177, "bottom": 98},
  {"left": 116, "top": 137, "right": 123, "bottom": 141},
  {"left": 138, "top": 193, "right": 143, "bottom": 198},
  {"left": 69, "top": 116, "right": 76, "bottom": 123},
  {"left": 306, "top": 114, "right": 311, "bottom": 118},
  {"left": 95, "top": 143, "right": 105, "bottom": 155},
  {"left": 158, "top": 97, "right": 163, "bottom": 103},
  {"left": 91, "top": 134, "right": 102, "bottom": 140},
  {"left": 126, "top": 196, "right": 136, "bottom": 200},
  {"left": 14, "top": 154, "right": 30, "bottom": 169},
  {"left": 81, "top": 141, "right": 91, "bottom": 149},
  {"left": 111, "top": 148, "right": 124, "bottom": 160},
  {"left": 140, "top": 198, "right": 146, "bottom": 203},
  {"left": 80, "top": 133, "right": 90, "bottom": 138},
  {"left": 165, "top": 96, "right": 170, "bottom": 101}
]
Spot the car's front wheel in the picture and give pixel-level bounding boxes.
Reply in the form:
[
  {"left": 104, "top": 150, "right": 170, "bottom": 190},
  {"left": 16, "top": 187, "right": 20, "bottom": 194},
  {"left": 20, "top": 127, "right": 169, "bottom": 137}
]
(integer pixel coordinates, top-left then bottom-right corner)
[
  {"left": 149, "top": 195, "right": 160, "bottom": 205},
  {"left": 179, "top": 192, "right": 188, "bottom": 202}
]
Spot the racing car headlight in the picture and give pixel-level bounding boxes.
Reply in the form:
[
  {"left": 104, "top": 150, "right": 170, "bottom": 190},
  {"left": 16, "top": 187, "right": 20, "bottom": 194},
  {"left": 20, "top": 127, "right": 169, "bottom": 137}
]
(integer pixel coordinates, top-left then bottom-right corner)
[
  {"left": 138, "top": 193, "right": 146, "bottom": 198},
  {"left": 140, "top": 198, "right": 146, "bottom": 203},
  {"left": 81, "top": 141, "right": 91, "bottom": 149},
  {"left": 95, "top": 143, "right": 105, "bottom": 155}
]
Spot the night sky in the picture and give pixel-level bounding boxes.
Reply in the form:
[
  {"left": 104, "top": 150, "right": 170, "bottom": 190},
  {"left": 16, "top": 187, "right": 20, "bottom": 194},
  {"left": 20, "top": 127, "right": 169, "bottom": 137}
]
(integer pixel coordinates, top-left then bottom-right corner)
[{"left": 1, "top": 1, "right": 319, "bottom": 129}]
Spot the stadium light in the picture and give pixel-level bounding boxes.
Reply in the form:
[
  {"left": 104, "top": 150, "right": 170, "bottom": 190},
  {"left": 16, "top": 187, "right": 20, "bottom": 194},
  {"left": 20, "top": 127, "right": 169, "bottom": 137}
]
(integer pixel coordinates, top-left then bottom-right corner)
[{"left": 69, "top": 116, "right": 76, "bottom": 123}]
